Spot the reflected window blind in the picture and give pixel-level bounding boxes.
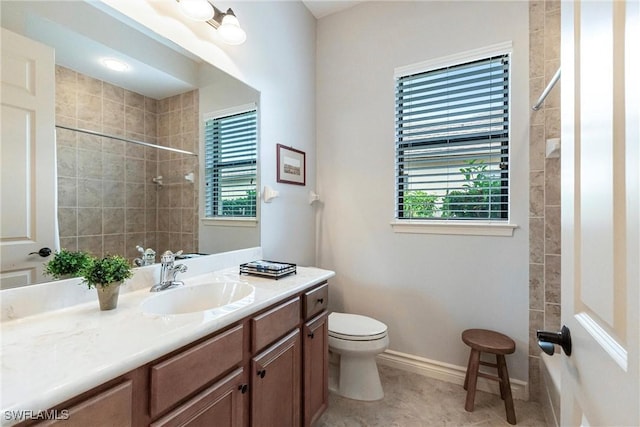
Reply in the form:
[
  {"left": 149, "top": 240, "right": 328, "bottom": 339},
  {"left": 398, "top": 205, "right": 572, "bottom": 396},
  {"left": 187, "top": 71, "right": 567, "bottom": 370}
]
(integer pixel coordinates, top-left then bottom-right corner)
[
  {"left": 395, "top": 54, "right": 510, "bottom": 220},
  {"left": 204, "top": 109, "right": 257, "bottom": 218}
]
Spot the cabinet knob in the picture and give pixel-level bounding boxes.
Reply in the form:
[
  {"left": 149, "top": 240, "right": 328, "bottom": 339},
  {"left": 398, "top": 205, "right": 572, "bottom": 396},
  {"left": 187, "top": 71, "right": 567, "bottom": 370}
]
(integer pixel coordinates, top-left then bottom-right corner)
[
  {"left": 317, "top": 298, "right": 324, "bottom": 304},
  {"left": 257, "top": 369, "right": 266, "bottom": 378},
  {"left": 307, "top": 332, "right": 315, "bottom": 339},
  {"left": 238, "top": 384, "right": 248, "bottom": 394}
]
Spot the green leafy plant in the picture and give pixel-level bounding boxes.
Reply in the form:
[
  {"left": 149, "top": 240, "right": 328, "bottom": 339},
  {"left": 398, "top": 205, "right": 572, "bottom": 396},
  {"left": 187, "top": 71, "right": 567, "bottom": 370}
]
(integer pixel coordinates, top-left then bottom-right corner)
[
  {"left": 44, "top": 249, "right": 92, "bottom": 279},
  {"left": 81, "top": 255, "right": 132, "bottom": 289},
  {"left": 221, "top": 189, "right": 257, "bottom": 217},
  {"left": 441, "top": 160, "right": 503, "bottom": 219},
  {"left": 403, "top": 190, "right": 438, "bottom": 218}
]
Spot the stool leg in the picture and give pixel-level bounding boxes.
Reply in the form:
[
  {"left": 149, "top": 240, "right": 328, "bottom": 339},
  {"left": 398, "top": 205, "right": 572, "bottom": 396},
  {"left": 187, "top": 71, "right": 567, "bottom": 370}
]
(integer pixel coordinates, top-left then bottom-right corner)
[
  {"left": 497, "top": 355, "right": 516, "bottom": 425},
  {"left": 463, "top": 349, "right": 474, "bottom": 391},
  {"left": 496, "top": 355, "right": 506, "bottom": 400},
  {"left": 464, "top": 349, "right": 481, "bottom": 412}
]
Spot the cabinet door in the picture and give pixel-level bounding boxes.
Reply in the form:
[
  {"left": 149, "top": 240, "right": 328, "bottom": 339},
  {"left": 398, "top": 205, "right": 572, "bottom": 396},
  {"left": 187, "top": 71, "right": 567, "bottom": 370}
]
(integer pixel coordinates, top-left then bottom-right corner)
[
  {"left": 251, "top": 329, "right": 301, "bottom": 427},
  {"left": 303, "top": 312, "right": 328, "bottom": 427},
  {"left": 151, "top": 368, "right": 247, "bottom": 427},
  {"left": 34, "top": 380, "right": 132, "bottom": 426}
]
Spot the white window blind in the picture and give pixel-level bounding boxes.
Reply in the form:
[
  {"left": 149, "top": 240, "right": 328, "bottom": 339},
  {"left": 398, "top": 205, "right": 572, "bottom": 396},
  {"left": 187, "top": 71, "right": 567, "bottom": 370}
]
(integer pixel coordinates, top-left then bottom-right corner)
[
  {"left": 395, "top": 54, "right": 510, "bottom": 221},
  {"left": 204, "top": 108, "right": 257, "bottom": 218}
]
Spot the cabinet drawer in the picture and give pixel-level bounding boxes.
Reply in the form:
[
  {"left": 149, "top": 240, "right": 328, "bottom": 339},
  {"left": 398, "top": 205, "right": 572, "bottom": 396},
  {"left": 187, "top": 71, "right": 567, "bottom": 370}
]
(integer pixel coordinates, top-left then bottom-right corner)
[
  {"left": 150, "top": 324, "right": 244, "bottom": 417},
  {"left": 303, "top": 283, "right": 328, "bottom": 320},
  {"left": 36, "top": 380, "right": 132, "bottom": 426},
  {"left": 150, "top": 368, "right": 245, "bottom": 427},
  {"left": 251, "top": 297, "right": 300, "bottom": 352}
]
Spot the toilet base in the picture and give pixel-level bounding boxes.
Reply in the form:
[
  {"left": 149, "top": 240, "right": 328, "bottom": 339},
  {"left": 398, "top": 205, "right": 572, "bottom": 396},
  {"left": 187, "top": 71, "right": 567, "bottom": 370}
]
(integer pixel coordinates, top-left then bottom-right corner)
[{"left": 330, "top": 352, "right": 384, "bottom": 401}]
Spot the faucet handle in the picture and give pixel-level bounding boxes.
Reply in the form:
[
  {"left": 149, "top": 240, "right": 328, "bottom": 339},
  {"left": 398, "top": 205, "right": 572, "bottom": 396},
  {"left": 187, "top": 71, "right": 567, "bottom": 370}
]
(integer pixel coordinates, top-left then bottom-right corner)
[{"left": 160, "top": 250, "right": 175, "bottom": 263}]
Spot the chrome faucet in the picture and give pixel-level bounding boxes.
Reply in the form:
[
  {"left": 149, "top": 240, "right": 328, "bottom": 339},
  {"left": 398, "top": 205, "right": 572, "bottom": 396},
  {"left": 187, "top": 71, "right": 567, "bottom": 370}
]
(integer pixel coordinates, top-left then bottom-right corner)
[{"left": 150, "top": 250, "right": 187, "bottom": 292}]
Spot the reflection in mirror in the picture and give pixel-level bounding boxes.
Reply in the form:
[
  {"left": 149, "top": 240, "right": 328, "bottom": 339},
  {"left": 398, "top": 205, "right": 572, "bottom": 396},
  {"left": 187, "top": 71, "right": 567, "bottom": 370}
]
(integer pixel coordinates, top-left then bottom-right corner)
[{"left": 0, "top": 1, "right": 260, "bottom": 286}]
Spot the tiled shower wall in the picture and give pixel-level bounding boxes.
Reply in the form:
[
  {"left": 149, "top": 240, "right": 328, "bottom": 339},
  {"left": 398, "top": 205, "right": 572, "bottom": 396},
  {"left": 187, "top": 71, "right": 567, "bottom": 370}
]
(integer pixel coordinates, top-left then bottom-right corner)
[
  {"left": 55, "top": 66, "right": 199, "bottom": 262},
  {"left": 156, "top": 91, "right": 199, "bottom": 255},
  {"left": 528, "top": 0, "right": 561, "bottom": 401}
]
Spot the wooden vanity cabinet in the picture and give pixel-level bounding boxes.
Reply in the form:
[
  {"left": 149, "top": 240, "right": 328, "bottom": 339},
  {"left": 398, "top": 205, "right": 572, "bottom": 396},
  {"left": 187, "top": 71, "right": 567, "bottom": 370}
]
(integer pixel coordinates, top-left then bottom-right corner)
[
  {"left": 23, "top": 281, "right": 329, "bottom": 427},
  {"left": 302, "top": 283, "right": 329, "bottom": 427}
]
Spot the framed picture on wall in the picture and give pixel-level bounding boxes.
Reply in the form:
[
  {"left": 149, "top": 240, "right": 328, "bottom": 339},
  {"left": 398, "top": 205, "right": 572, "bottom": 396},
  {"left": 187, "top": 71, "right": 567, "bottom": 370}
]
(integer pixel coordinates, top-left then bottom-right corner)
[{"left": 276, "top": 144, "right": 306, "bottom": 186}]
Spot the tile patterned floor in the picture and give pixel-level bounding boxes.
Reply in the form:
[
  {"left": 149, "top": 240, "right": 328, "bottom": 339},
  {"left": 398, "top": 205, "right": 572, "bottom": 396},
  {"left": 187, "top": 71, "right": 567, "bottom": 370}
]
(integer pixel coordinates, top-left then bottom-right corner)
[{"left": 317, "top": 365, "right": 547, "bottom": 427}]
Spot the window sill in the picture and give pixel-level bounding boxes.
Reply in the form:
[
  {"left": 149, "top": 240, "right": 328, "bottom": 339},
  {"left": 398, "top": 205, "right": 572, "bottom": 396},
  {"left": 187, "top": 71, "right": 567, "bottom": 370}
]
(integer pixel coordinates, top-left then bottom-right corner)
[
  {"left": 390, "top": 220, "right": 518, "bottom": 236},
  {"left": 201, "top": 217, "right": 258, "bottom": 228}
]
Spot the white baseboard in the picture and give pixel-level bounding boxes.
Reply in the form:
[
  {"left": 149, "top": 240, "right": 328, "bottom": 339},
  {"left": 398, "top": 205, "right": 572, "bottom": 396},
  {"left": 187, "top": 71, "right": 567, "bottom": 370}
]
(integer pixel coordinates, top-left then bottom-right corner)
[{"left": 376, "top": 349, "right": 529, "bottom": 401}]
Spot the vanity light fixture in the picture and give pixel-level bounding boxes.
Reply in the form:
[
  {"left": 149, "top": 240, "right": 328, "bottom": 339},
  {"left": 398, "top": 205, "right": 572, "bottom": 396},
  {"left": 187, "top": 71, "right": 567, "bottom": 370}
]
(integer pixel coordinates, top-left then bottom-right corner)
[
  {"left": 100, "top": 57, "right": 129, "bottom": 72},
  {"left": 176, "top": 0, "right": 247, "bottom": 45}
]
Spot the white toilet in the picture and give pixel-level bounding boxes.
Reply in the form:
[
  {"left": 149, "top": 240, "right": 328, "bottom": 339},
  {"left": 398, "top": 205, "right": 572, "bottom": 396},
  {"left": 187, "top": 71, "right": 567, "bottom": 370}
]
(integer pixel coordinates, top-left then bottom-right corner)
[{"left": 328, "top": 312, "right": 389, "bottom": 401}]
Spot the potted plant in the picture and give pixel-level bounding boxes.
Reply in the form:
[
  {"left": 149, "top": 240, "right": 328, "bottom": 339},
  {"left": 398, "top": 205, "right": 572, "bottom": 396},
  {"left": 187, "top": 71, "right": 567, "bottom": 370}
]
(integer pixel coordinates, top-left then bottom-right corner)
[
  {"left": 81, "top": 255, "right": 132, "bottom": 311},
  {"left": 44, "top": 249, "right": 92, "bottom": 280}
]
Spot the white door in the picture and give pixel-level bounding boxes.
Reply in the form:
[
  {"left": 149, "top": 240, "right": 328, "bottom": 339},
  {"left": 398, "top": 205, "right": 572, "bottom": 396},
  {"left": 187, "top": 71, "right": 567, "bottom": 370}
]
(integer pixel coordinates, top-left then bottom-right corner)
[
  {"left": 0, "top": 28, "right": 57, "bottom": 289},
  {"left": 560, "top": 1, "right": 639, "bottom": 426}
]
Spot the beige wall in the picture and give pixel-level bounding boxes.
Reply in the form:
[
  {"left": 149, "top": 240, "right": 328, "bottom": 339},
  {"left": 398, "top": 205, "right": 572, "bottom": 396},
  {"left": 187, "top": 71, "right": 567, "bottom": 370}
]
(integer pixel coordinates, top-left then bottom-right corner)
[
  {"left": 528, "top": 0, "right": 561, "bottom": 401},
  {"left": 316, "top": 1, "right": 531, "bottom": 381},
  {"left": 55, "top": 66, "right": 198, "bottom": 261}
]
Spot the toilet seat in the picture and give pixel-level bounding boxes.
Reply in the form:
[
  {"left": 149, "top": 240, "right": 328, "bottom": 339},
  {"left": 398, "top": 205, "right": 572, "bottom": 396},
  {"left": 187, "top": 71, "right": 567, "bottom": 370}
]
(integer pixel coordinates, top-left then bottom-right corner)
[{"left": 329, "top": 312, "right": 388, "bottom": 341}]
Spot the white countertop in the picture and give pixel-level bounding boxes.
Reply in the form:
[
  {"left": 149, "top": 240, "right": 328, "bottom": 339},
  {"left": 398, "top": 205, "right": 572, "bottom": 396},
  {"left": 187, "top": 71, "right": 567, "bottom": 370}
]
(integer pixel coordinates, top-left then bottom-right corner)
[{"left": 0, "top": 256, "right": 334, "bottom": 425}]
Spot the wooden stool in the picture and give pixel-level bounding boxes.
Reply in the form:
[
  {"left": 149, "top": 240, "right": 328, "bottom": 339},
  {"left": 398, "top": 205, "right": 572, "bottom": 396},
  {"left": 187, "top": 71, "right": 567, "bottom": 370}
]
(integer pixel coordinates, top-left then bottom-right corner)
[{"left": 462, "top": 329, "right": 516, "bottom": 425}]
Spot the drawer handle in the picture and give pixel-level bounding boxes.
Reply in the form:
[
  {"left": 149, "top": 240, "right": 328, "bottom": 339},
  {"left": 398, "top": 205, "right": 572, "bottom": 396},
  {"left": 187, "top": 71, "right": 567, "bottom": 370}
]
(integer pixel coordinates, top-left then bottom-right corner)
[
  {"left": 257, "top": 369, "right": 266, "bottom": 379},
  {"left": 308, "top": 332, "right": 315, "bottom": 339},
  {"left": 317, "top": 298, "right": 324, "bottom": 304},
  {"left": 238, "top": 384, "right": 248, "bottom": 394}
]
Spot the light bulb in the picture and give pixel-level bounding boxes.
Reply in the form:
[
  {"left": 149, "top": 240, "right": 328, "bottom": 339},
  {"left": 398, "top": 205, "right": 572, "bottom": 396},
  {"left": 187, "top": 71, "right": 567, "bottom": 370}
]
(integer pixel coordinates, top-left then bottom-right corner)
[
  {"left": 178, "top": 0, "right": 214, "bottom": 21},
  {"left": 100, "top": 58, "right": 129, "bottom": 72},
  {"left": 218, "top": 9, "right": 246, "bottom": 45}
]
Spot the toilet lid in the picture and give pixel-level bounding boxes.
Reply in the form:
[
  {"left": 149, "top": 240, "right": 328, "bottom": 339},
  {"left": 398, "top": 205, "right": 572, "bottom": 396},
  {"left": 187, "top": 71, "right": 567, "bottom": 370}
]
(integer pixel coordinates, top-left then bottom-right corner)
[{"left": 328, "top": 312, "right": 388, "bottom": 341}]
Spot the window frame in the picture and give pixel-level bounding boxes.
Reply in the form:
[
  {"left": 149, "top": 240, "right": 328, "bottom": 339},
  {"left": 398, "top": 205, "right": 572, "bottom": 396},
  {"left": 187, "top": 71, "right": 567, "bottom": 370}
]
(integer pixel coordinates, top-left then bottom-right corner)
[
  {"left": 202, "top": 104, "right": 258, "bottom": 223},
  {"left": 391, "top": 42, "right": 517, "bottom": 236}
]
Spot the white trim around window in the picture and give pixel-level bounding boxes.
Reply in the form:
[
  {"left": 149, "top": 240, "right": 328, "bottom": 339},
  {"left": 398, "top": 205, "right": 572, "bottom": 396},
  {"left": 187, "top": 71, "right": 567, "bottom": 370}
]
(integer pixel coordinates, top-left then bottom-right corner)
[{"left": 390, "top": 220, "right": 518, "bottom": 237}]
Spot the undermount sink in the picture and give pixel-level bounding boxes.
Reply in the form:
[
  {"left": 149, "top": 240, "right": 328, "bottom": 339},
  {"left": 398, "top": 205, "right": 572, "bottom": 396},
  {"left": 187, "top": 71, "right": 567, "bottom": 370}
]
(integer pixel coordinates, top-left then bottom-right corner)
[{"left": 141, "top": 281, "right": 255, "bottom": 315}]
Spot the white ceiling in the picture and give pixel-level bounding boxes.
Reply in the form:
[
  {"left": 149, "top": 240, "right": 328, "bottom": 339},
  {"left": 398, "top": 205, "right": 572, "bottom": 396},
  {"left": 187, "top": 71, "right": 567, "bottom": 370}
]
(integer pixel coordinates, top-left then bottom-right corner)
[
  {"left": 1, "top": 1, "right": 203, "bottom": 99},
  {"left": 302, "top": 1, "right": 364, "bottom": 19}
]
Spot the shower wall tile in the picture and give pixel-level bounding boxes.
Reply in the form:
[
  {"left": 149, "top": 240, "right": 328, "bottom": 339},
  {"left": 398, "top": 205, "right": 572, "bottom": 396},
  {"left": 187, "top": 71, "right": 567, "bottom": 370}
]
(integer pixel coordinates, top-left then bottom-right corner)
[
  {"left": 529, "top": 309, "right": 544, "bottom": 356},
  {"left": 529, "top": 263, "right": 544, "bottom": 310},
  {"left": 77, "top": 236, "right": 102, "bottom": 258},
  {"left": 125, "top": 90, "right": 145, "bottom": 110},
  {"left": 77, "top": 208, "right": 102, "bottom": 236},
  {"left": 77, "top": 93, "right": 102, "bottom": 125},
  {"left": 103, "top": 82, "right": 124, "bottom": 104},
  {"left": 103, "top": 208, "right": 125, "bottom": 234},
  {"left": 545, "top": 158, "right": 561, "bottom": 205},
  {"left": 104, "top": 234, "right": 125, "bottom": 256},
  {"left": 58, "top": 177, "right": 77, "bottom": 207},
  {"left": 529, "top": 0, "right": 562, "bottom": 401},
  {"left": 56, "top": 67, "right": 199, "bottom": 260},
  {"left": 78, "top": 133, "right": 103, "bottom": 152},
  {"left": 57, "top": 145, "right": 77, "bottom": 177},
  {"left": 58, "top": 208, "right": 77, "bottom": 238},
  {"left": 102, "top": 153, "right": 125, "bottom": 181},
  {"left": 77, "top": 74, "right": 102, "bottom": 95},
  {"left": 545, "top": 255, "right": 561, "bottom": 304},
  {"left": 77, "top": 150, "right": 103, "bottom": 179},
  {"left": 103, "top": 99, "right": 125, "bottom": 129},
  {"left": 529, "top": 31, "right": 544, "bottom": 79},
  {"left": 145, "top": 97, "right": 158, "bottom": 114},
  {"left": 545, "top": 206, "right": 561, "bottom": 255},
  {"left": 77, "top": 178, "right": 103, "bottom": 208},
  {"left": 530, "top": 171, "right": 544, "bottom": 217},
  {"left": 529, "top": 1, "right": 544, "bottom": 33},
  {"left": 103, "top": 181, "right": 125, "bottom": 208}
]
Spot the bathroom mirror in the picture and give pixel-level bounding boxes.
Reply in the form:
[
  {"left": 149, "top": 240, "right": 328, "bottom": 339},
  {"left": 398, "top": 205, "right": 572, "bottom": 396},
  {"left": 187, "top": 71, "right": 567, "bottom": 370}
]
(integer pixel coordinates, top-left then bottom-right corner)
[{"left": 0, "top": 1, "right": 260, "bottom": 286}]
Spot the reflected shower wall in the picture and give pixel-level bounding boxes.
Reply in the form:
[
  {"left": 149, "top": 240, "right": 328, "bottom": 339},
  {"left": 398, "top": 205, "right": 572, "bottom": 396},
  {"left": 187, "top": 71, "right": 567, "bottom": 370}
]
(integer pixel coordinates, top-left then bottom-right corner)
[{"left": 55, "top": 66, "right": 199, "bottom": 262}]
